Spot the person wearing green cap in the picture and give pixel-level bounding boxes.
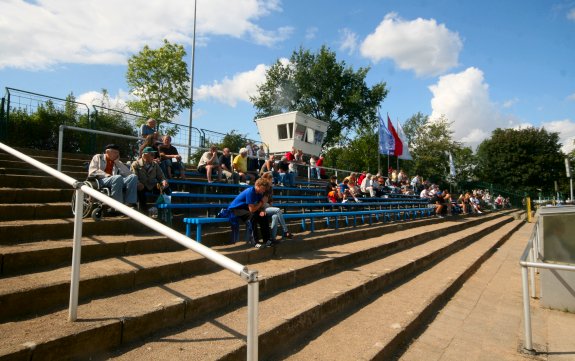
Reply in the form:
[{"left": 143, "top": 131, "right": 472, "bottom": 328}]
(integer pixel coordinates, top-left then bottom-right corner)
[{"left": 131, "top": 146, "right": 170, "bottom": 213}]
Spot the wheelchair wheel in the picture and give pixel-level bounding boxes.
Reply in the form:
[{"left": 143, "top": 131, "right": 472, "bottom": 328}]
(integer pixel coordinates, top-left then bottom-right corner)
[
  {"left": 71, "top": 181, "right": 94, "bottom": 218},
  {"left": 92, "top": 207, "right": 103, "bottom": 222}
]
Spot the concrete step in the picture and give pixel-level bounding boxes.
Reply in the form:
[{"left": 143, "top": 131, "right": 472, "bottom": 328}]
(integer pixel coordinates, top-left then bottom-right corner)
[
  {"left": 0, "top": 235, "right": 180, "bottom": 276},
  {"left": 0, "top": 188, "right": 72, "bottom": 203},
  {"left": 0, "top": 217, "right": 157, "bottom": 244},
  {"left": 0, "top": 166, "right": 86, "bottom": 179},
  {"left": 0, "top": 159, "right": 86, "bottom": 172},
  {"left": 0, "top": 202, "right": 71, "bottom": 220},
  {"left": 398, "top": 222, "right": 535, "bottom": 361},
  {"left": 278, "top": 219, "right": 524, "bottom": 360},
  {"left": 0, "top": 213, "right": 497, "bottom": 321},
  {"left": 0, "top": 212, "right": 519, "bottom": 360},
  {"left": 106, "top": 214, "right": 522, "bottom": 360},
  {"left": 0, "top": 174, "right": 74, "bottom": 188}
]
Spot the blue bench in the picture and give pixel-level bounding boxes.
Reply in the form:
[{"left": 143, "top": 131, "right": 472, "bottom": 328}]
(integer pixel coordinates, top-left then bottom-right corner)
[
  {"left": 169, "top": 179, "right": 325, "bottom": 195},
  {"left": 183, "top": 207, "right": 434, "bottom": 243},
  {"left": 170, "top": 192, "right": 326, "bottom": 203}
]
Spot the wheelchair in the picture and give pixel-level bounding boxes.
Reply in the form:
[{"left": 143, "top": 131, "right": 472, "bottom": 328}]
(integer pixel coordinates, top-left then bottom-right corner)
[{"left": 71, "top": 177, "right": 110, "bottom": 221}]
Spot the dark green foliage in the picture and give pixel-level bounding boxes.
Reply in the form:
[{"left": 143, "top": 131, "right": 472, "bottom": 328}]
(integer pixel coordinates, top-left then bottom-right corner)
[
  {"left": 475, "top": 127, "right": 565, "bottom": 194},
  {"left": 251, "top": 46, "right": 388, "bottom": 147}
]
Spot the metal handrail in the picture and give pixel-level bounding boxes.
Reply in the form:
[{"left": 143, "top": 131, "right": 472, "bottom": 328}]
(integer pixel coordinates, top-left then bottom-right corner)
[
  {"left": 1, "top": 142, "right": 260, "bottom": 361},
  {"left": 57, "top": 125, "right": 199, "bottom": 171},
  {"left": 519, "top": 220, "right": 575, "bottom": 352}
]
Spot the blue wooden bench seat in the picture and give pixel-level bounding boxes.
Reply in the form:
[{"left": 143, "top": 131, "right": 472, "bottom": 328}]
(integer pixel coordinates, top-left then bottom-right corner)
[
  {"left": 169, "top": 179, "right": 325, "bottom": 195},
  {"left": 183, "top": 207, "right": 434, "bottom": 243}
]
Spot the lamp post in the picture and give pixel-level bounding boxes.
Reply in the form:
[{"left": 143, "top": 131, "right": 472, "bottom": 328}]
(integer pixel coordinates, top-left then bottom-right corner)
[
  {"left": 566, "top": 158, "right": 573, "bottom": 204},
  {"left": 187, "top": 0, "right": 197, "bottom": 161}
]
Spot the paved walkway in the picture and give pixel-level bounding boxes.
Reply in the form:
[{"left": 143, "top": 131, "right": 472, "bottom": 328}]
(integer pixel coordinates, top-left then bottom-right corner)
[{"left": 400, "top": 221, "right": 575, "bottom": 361}]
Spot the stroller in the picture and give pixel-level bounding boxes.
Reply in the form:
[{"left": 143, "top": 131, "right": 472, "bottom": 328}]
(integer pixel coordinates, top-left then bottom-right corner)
[{"left": 70, "top": 177, "right": 111, "bottom": 221}]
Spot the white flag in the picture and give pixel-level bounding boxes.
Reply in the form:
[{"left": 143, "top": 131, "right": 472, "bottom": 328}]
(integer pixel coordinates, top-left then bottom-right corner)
[{"left": 397, "top": 121, "right": 412, "bottom": 160}]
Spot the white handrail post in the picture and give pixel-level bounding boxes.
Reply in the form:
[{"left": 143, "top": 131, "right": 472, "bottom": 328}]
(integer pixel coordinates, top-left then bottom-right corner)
[
  {"left": 529, "top": 248, "right": 536, "bottom": 298},
  {"left": 521, "top": 265, "right": 533, "bottom": 351},
  {"left": 68, "top": 186, "right": 84, "bottom": 321},
  {"left": 58, "top": 125, "right": 64, "bottom": 172},
  {"left": 247, "top": 271, "right": 259, "bottom": 361}
]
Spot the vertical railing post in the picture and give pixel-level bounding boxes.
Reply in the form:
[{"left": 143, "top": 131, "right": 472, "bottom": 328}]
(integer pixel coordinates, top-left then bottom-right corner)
[
  {"left": 521, "top": 265, "right": 533, "bottom": 351},
  {"left": 247, "top": 271, "right": 259, "bottom": 361},
  {"left": 68, "top": 186, "right": 84, "bottom": 321},
  {"left": 58, "top": 125, "right": 64, "bottom": 172}
]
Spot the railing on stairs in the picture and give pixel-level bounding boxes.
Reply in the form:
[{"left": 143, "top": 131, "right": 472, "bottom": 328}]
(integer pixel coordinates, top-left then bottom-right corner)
[
  {"left": 0, "top": 142, "right": 261, "bottom": 361},
  {"left": 519, "top": 219, "right": 575, "bottom": 353}
]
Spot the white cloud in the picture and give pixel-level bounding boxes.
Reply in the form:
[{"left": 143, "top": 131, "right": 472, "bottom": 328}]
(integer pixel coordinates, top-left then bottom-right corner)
[
  {"left": 76, "top": 89, "right": 132, "bottom": 111},
  {"left": 339, "top": 28, "right": 358, "bottom": 55},
  {"left": 568, "top": 8, "right": 575, "bottom": 21},
  {"left": 429, "top": 67, "right": 575, "bottom": 153},
  {"left": 502, "top": 98, "right": 519, "bottom": 108},
  {"left": 195, "top": 64, "right": 268, "bottom": 106},
  {"left": 0, "top": 0, "right": 291, "bottom": 70},
  {"left": 541, "top": 119, "right": 575, "bottom": 154},
  {"left": 360, "top": 12, "right": 462, "bottom": 76},
  {"left": 567, "top": 93, "right": 575, "bottom": 102},
  {"left": 305, "top": 27, "right": 318, "bottom": 41},
  {"left": 429, "top": 67, "right": 511, "bottom": 149}
]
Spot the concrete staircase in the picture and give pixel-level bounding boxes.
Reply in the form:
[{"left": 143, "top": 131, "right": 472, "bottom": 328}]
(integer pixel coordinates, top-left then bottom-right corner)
[{"left": 0, "top": 147, "right": 526, "bottom": 360}]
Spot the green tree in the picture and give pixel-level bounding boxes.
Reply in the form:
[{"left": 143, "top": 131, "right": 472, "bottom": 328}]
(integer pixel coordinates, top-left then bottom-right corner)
[
  {"left": 126, "top": 39, "right": 191, "bottom": 127},
  {"left": 251, "top": 46, "right": 388, "bottom": 147},
  {"left": 402, "top": 114, "right": 470, "bottom": 185},
  {"left": 475, "top": 127, "right": 565, "bottom": 194},
  {"left": 324, "top": 127, "right": 379, "bottom": 174}
]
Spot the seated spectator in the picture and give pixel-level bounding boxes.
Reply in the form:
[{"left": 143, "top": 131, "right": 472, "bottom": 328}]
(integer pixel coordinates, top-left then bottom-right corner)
[
  {"left": 197, "top": 145, "right": 222, "bottom": 183},
  {"left": 326, "top": 175, "right": 340, "bottom": 203},
  {"left": 232, "top": 148, "right": 255, "bottom": 184},
  {"left": 260, "top": 155, "right": 280, "bottom": 184},
  {"left": 470, "top": 194, "right": 483, "bottom": 214},
  {"left": 357, "top": 171, "right": 367, "bottom": 187},
  {"left": 219, "top": 147, "right": 240, "bottom": 184},
  {"left": 139, "top": 134, "right": 161, "bottom": 160},
  {"left": 277, "top": 156, "right": 295, "bottom": 187},
  {"left": 430, "top": 189, "right": 446, "bottom": 218},
  {"left": 140, "top": 118, "right": 156, "bottom": 139},
  {"left": 344, "top": 172, "right": 361, "bottom": 200},
  {"left": 340, "top": 178, "right": 360, "bottom": 203},
  {"left": 360, "top": 173, "right": 376, "bottom": 197},
  {"left": 130, "top": 147, "right": 170, "bottom": 213},
  {"left": 158, "top": 135, "right": 184, "bottom": 179},
  {"left": 228, "top": 178, "right": 274, "bottom": 248},
  {"left": 88, "top": 144, "right": 138, "bottom": 212},
  {"left": 261, "top": 172, "right": 293, "bottom": 241},
  {"left": 495, "top": 194, "right": 504, "bottom": 209}
]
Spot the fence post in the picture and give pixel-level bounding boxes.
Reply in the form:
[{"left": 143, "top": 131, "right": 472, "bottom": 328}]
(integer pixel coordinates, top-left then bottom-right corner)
[
  {"left": 69, "top": 186, "right": 84, "bottom": 321},
  {"left": 247, "top": 271, "right": 259, "bottom": 361}
]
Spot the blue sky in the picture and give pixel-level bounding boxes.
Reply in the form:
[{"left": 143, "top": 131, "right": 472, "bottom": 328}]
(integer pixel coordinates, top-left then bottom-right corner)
[{"left": 1, "top": 0, "right": 575, "bottom": 153}]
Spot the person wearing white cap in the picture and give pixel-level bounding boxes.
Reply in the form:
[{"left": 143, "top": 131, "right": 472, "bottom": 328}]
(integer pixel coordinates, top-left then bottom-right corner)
[
  {"left": 88, "top": 144, "right": 138, "bottom": 210},
  {"left": 232, "top": 148, "right": 255, "bottom": 183}
]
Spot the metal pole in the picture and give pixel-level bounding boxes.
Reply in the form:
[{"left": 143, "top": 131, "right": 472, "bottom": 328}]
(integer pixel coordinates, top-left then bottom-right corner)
[
  {"left": 521, "top": 265, "right": 533, "bottom": 351},
  {"left": 68, "top": 187, "right": 84, "bottom": 321},
  {"left": 247, "top": 274, "right": 259, "bottom": 361},
  {"left": 187, "top": 0, "right": 198, "bottom": 161},
  {"left": 570, "top": 177, "right": 574, "bottom": 204},
  {"left": 58, "top": 125, "right": 64, "bottom": 172}
]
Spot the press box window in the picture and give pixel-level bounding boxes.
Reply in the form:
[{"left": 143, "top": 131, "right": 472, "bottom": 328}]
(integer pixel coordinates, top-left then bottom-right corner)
[{"left": 277, "top": 123, "right": 293, "bottom": 140}]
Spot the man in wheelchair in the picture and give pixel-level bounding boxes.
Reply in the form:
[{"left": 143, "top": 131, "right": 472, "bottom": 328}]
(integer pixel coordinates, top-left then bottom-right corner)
[{"left": 88, "top": 144, "right": 138, "bottom": 214}]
